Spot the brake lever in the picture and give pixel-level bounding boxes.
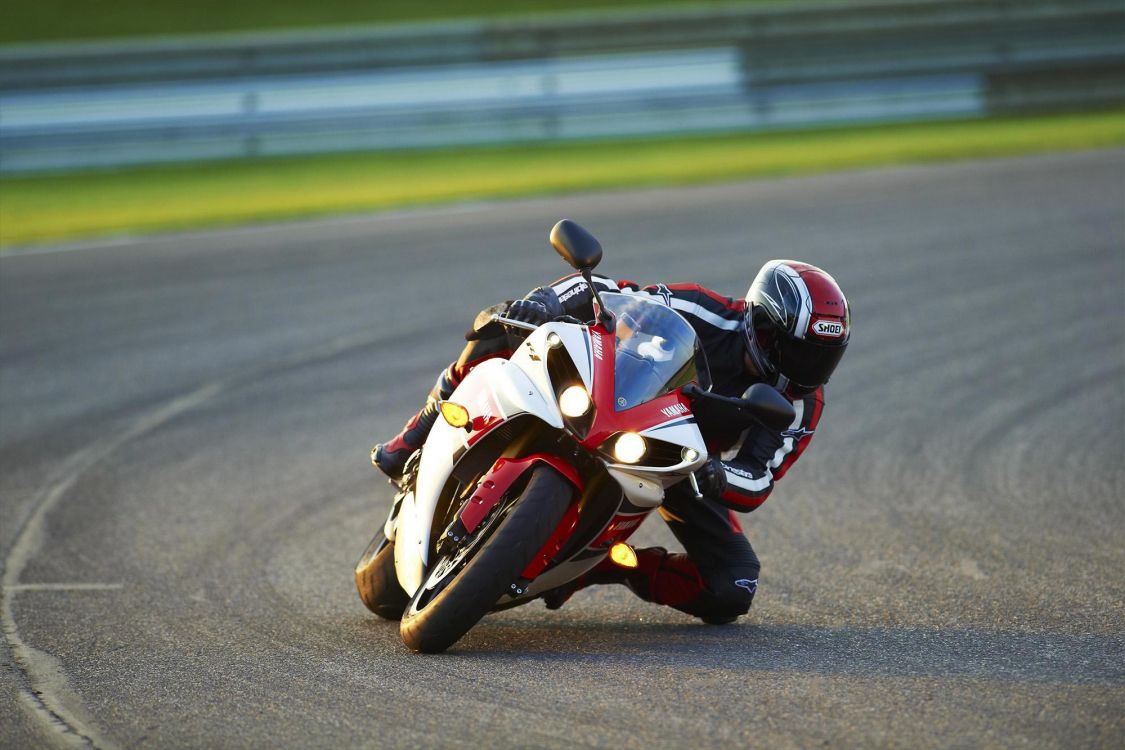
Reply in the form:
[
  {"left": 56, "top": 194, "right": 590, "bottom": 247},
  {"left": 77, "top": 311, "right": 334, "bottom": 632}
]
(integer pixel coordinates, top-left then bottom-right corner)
[
  {"left": 489, "top": 313, "right": 586, "bottom": 330},
  {"left": 489, "top": 313, "right": 539, "bottom": 332}
]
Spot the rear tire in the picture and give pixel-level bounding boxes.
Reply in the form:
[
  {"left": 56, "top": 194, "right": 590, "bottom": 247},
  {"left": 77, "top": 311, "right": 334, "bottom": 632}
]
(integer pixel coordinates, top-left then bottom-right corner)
[
  {"left": 355, "top": 530, "right": 410, "bottom": 621},
  {"left": 399, "top": 466, "right": 573, "bottom": 653}
]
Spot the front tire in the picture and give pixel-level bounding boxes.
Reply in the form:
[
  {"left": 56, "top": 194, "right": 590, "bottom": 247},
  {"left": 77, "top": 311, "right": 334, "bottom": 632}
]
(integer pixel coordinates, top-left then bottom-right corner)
[
  {"left": 355, "top": 530, "right": 410, "bottom": 620},
  {"left": 399, "top": 466, "right": 574, "bottom": 653}
]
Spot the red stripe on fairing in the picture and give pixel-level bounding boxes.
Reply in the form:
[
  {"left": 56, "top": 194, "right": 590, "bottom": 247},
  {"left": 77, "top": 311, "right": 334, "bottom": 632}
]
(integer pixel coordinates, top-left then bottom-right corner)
[
  {"left": 459, "top": 454, "right": 584, "bottom": 534},
  {"left": 576, "top": 326, "right": 699, "bottom": 452},
  {"left": 465, "top": 416, "right": 505, "bottom": 446}
]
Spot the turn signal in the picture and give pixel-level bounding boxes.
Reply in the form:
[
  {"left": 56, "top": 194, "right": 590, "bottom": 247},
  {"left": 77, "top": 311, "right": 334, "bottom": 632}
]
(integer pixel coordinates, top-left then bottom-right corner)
[
  {"left": 609, "top": 542, "right": 638, "bottom": 568},
  {"left": 439, "top": 401, "right": 470, "bottom": 428}
]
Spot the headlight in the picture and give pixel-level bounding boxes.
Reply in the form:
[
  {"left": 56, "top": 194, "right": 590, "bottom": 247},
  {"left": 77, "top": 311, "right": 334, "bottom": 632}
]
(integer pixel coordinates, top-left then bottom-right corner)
[
  {"left": 613, "top": 432, "right": 647, "bottom": 464},
  {"left": 558, "top": 385, "right": 592, "bottom": 418}
]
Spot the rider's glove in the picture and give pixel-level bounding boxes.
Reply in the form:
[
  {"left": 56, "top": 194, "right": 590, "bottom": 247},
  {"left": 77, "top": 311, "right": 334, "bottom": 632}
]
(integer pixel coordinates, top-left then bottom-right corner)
[
  {"left": 507, "top": 298, "right": 552, "bottom": 326},
  {"left": 693, "top": 456, "right": 728, "bottom": 498}
]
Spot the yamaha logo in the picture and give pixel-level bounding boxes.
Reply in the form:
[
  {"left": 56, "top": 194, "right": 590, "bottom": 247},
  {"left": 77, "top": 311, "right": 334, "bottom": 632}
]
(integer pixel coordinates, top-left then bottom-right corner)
[
  {"left": 811, "top": 319, "right": 845, "bottom": 338},
  {"left": 660, "top": 403, "right": 689, "bottom": 419}
]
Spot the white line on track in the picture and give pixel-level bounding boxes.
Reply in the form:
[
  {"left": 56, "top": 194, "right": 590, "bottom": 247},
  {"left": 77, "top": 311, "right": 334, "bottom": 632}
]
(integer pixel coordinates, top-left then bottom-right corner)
[
  {"left": 2, "top": 383, "right": 223, "bottom": 750},
  {"left": 5, "top": 583, "right": 125, "bottom": 592},
  {"left": 1, "top": 327, "right": 383, "bottom": 748}
]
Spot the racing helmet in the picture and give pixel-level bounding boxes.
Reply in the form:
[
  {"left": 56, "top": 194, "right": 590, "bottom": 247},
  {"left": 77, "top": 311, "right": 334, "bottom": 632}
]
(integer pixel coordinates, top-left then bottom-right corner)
[{"left": 743, "top": 260, "right": 850, "bottom": 396}]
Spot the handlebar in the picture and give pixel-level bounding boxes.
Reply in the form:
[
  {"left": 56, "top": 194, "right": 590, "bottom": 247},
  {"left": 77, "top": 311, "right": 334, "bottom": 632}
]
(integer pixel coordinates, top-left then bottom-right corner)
[
  {"left": 490, "top": 313, "right": 585, "bottom": 329},
  {"left": 466, "top": 313, "right": 588, "bottom": 341},
  {"left": 489, "top": 313, "right": 538, "bottom": 331}
]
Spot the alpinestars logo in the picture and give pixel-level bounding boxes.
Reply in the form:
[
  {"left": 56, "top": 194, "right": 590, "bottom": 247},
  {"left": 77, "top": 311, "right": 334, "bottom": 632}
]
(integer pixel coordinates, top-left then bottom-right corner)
[
  {"left": 735, "top": 578, "right": 758, "bottom": 594},
  {"left": 660, "top": 403, "right": 689, "bottom": 419},
  {"left": 781, "top": 426, "right": 814, "bottom": 441},
  {"left": 558, "top": 282, "right": 588, "bottom": 304},
  {"left": 725, "top": 465, "right": 760, "bottom": 480}
]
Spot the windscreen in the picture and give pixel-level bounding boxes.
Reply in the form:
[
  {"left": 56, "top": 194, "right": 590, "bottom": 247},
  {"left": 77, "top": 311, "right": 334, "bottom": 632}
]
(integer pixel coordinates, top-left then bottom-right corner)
[{"left": 599, "top": 293, "right": 702, "bottom": 411}]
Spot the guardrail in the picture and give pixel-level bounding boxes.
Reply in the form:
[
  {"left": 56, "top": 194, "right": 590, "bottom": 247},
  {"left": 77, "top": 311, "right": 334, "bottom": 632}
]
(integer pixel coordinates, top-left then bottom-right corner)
[{"left": 1, "top": 0, "right": 1122, "bottom": 173}]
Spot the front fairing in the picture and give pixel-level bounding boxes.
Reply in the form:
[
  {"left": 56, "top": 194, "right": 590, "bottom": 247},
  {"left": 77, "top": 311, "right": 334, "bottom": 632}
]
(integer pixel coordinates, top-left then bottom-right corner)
[
  {"left": 391, "top": 307, "right": 709, "bottom": 596},
  {"left": 575, "top": 295, "right": 708, "bottom": 499}
]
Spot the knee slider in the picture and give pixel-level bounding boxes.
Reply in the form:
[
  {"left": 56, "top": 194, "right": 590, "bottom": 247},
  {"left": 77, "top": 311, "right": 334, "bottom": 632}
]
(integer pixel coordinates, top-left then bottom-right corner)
[{"left": 704, "top": 564, "right": 759, "bottom": 616}]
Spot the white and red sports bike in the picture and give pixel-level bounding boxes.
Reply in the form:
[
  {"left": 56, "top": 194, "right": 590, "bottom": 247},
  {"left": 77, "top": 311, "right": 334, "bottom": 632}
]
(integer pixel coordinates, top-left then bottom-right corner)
[{"left": 355, "top": 220, "right": 793, "bottom": 653}]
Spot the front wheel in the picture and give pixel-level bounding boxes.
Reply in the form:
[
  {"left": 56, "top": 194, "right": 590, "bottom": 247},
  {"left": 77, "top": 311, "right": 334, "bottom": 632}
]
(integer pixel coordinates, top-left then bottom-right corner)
[
  {"left": 355, "top": 529, "right": 410, "bottom": 620},
  {"left": 399, "top": 466, "right": 574, "bottom": 653}
]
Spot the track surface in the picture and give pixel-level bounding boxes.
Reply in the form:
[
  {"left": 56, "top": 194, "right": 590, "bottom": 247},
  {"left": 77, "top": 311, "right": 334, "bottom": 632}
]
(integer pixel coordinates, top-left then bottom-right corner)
[{"left": 2, "top": 151, "right": 1123, "bottom": 748}]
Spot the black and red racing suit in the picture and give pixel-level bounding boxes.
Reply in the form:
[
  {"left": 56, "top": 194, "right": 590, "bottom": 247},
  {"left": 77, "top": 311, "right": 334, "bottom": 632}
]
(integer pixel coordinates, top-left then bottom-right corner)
[{"left": 454, "top": 273, "right": 824, "bottom": 621}]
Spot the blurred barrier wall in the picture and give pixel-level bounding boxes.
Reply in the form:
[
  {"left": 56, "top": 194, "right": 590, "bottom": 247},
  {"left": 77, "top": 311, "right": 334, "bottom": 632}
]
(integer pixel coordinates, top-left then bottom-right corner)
[{"left": 1, "top": 0, "right": 1122, "bottom": 173}]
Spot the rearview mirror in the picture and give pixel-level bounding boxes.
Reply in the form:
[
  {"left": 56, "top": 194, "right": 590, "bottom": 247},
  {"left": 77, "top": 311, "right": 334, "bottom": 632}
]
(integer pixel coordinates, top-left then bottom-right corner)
[
  {"left": 550, "top": 219, "right": 602, "bottom": 272},
  {"left": 742, "top": 383, "right": 797, "bottom": 432}
]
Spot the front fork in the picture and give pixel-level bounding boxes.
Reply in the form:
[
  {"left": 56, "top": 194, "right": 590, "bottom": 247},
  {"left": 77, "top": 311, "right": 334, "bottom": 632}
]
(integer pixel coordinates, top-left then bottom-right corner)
[
  {"left": 429, "top": 453, "right": 585, "bottom": 588},
  {"left": 382, "top": 450, "right": 422, "bottom": 542}
]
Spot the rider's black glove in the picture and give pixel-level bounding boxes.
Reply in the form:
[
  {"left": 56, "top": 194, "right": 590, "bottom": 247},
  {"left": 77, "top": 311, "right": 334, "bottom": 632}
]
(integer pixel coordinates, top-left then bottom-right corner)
[
  {"left": 693, "top": 456, "right": 728, "bottom": 498},
  {"left": 507, "top": 298, "right": 552, "bottom": 326}
]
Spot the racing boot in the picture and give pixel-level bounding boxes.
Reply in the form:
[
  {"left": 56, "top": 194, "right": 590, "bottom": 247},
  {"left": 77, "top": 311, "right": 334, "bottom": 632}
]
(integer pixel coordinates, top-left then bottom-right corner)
[
  {"left": 372, "top": 365, "right": 459, "bottom": 480},
  {"left": 542, "top": 546, "right": 673, "bottom": 609},
  {"left": 542, "top": 546, "right": 713, "bottom": 613},
  {"left": 541, "top": 561, "right": 622, "bottom": 610}
]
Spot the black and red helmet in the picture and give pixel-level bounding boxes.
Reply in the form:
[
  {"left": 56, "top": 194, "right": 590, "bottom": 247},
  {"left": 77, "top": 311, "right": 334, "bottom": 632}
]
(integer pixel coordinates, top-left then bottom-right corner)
[{"left": 743, "top": 260, "right": 850, "bottom": 396}]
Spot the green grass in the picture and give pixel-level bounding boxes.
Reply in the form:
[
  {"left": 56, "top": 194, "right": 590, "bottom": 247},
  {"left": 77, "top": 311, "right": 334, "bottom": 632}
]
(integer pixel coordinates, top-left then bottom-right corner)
[
  {"left": 0, "top": 0, "right": 816, "bottom": 45},
  {"left": 3, "top": 110, "right": 1124, "bottom": 248}
]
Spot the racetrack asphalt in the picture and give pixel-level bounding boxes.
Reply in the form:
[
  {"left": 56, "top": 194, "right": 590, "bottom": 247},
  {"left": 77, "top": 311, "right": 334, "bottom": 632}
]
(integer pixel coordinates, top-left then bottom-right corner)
[{"left": 1, "top": 150, "right": 1123, "bottom": 749}]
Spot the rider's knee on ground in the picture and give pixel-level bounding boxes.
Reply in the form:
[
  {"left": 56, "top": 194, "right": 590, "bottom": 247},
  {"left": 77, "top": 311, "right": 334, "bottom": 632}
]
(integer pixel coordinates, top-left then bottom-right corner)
[{"left": 688, "top": 561, "right": 760, "bottom": 619}]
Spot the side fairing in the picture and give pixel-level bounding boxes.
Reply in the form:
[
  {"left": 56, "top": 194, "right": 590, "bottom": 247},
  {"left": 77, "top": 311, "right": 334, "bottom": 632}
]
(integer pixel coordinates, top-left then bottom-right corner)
[{"left": 393, "top": 327, "right": 584, "bottom": 595}]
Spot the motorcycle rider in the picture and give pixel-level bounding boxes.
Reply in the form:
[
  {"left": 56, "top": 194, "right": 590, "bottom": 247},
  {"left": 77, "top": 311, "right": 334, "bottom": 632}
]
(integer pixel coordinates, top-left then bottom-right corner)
[{"left": 373, "top": 260, "right": 850, "bottom": 624}]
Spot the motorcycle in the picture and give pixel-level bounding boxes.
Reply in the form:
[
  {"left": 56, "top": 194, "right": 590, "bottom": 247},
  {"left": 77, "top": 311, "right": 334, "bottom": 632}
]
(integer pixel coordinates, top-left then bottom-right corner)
[{"left": 355, "top": 219, "right": 794, "bottom": 653}]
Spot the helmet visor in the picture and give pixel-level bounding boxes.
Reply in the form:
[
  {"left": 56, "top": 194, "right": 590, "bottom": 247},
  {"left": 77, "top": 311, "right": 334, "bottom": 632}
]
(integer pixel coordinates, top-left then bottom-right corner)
[{"left": 775, "top": 333, "right": 846, "bottom": 390}]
